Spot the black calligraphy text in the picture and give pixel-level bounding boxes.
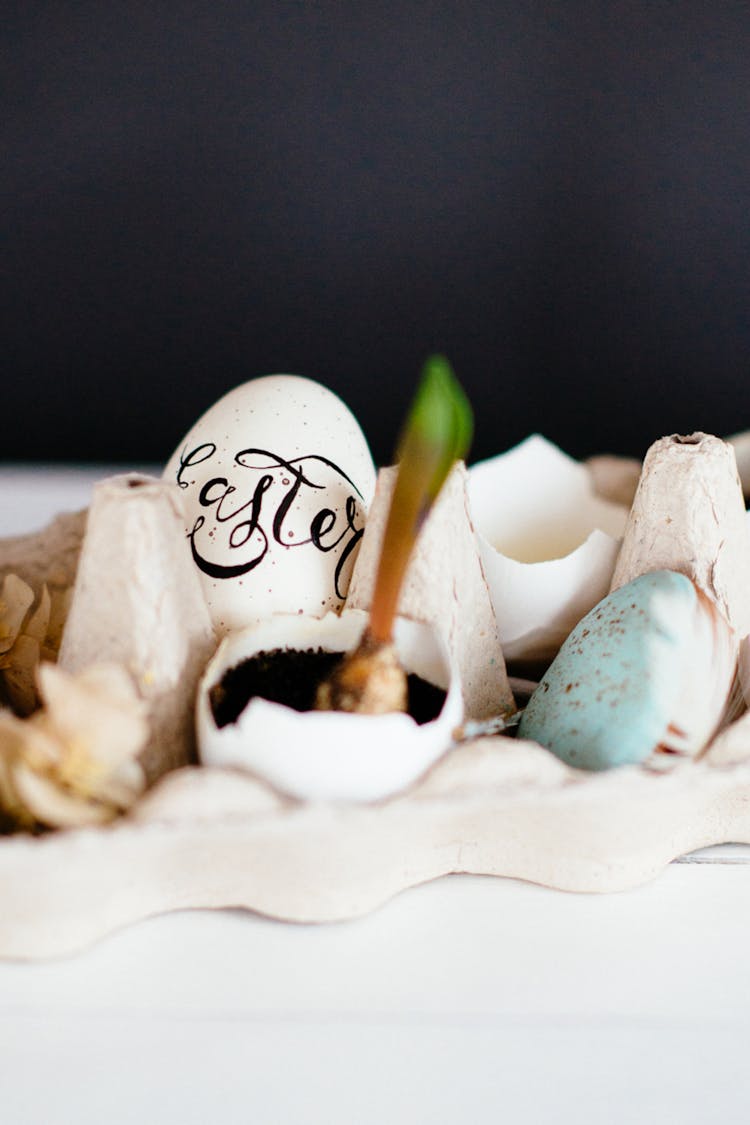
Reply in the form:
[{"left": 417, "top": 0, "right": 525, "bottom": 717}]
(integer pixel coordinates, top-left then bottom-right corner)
[{"left": 176, "top": 445, "right": 366, "bottom": 599}]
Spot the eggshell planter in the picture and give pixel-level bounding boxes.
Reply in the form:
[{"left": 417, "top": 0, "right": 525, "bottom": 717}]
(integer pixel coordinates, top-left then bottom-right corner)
[
  {"left": 197, "top": 610, "right": 463, "bottom": 803},
  {"left": 467, "top": 436, "right": 628, "bottom": 664}
]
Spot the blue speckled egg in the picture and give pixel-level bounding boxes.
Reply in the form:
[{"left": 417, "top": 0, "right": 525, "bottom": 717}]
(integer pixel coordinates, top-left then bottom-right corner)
[{"left": 518, "top": 570, "right": 700, "bottom": 770}]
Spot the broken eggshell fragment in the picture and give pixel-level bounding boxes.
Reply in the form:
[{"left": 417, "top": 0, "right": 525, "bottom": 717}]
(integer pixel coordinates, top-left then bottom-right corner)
[
  {"left": 197, "top": 609, "right": 462, "bottom": 803},
  {"left": 467, "top": 435, "right": 628, "bottom": 664},
  {"left": 519, "top": 570, "right": 736, "bottom": 770}
]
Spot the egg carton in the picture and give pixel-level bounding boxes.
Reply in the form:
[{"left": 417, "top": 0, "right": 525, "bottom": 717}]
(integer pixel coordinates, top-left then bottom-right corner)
[
  {"left": 1, "top": 736, "right": 749, "bottom": 960},
  {"left": 2, "top": 430, "right": 750, "bottom": 959}
]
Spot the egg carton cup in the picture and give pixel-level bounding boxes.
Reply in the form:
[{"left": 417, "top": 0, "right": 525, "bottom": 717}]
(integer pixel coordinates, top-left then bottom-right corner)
[
  {"left": 2, "top": 434, "right": 750, "bottom": 958},
  {"left": 0, "top": 508, "right": 87, "bottom": 597}
]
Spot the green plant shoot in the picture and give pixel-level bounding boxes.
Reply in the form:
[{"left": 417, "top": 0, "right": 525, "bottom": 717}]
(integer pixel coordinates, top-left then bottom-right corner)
[
  {"left": 315, "top": 355, "right": 473, "bottom": 715},
  {"left": 368, "top": 355, "right": 473, "bottom": 644}
]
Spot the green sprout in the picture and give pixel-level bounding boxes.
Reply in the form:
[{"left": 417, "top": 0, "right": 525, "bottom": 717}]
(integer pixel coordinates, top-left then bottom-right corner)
[
  {"left": 315, "top": 355, "right": 473, "bottom": 714},
  {"left": 368, "top": 355, "right": 473, "bottom": 644}
]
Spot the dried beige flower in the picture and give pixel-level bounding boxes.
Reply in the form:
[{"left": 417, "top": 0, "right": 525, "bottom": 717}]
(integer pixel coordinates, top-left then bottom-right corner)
[
  {"left": 0, "top": 574, "right": 71, "bottom": 715},
  {"left": 0, "top": 663, "right": 148, "bottom": 831},
  {"left": 0, "top": 575, "right": 34, "bottom": 655}
]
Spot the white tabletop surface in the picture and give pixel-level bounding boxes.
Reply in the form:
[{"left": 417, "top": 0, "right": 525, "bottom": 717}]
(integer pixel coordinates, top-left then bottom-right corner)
[{"left": 1, "top": 466, "right": 750, "bottom": 1125}]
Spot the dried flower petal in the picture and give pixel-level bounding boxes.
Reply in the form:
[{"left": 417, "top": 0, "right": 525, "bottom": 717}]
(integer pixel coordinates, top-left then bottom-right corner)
[
  {"left": 23, "top": 585, "right": 51, "bottom": 645},
  {"left": 0, "top": 576, "right": 34, "bottom": 656},
  {"left": 0, "top": 577, "right": 71, "bottom": 715},
  {"left": 11, "top": 765, "right": 114, "bottom": 829},
  {"left": 43, "top": 587, "right": 72, "bottom": 657},
  {"left": 0, "top": 663, "right": 148, "bottom": 832},
  {"left": 0, "top": 635, "right": 41, "bottom": 716}
]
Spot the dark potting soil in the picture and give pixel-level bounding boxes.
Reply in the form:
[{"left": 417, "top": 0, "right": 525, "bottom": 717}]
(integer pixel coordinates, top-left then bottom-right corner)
[{"left": 209, "top": 648, "right": 446, "bottom": 729}]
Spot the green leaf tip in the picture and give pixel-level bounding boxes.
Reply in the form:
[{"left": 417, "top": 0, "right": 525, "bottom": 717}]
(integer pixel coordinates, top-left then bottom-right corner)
[{"left": 397, "top": 354, "right": 474, "bottom": 501}]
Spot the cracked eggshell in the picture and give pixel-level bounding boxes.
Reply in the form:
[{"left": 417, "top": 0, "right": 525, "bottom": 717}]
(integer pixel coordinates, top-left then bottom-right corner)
[
  {"left": 467, "top": 435, "right": 628, "bottom": 664},
  {"left": 164, "top": 375, "right": 377, "bottom": 635},
  {"left": 196, "top": 609, "right": 463, "bottom": 803}
]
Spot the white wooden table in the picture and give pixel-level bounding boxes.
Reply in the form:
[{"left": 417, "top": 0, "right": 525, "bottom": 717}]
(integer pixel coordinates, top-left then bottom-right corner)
[{"left": 1, "top": 467, "right": 750, "bottom": 1125}]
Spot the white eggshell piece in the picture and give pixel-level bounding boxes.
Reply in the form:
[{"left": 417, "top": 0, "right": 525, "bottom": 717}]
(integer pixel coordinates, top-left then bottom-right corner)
[
  {"left": 467, "top": 435, "right": 628, "bottom": 662},
  {"left": 197, "top": 610, "right": 463, "bottom": 803},
  {"left": 164, "top": 375, "right": 377, "bottom": 634}
]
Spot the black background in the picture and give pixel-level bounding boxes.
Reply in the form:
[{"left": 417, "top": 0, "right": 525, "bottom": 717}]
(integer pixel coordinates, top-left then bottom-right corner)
[{"left": 4, "top": 3, "right": 750, "bottom": 468}]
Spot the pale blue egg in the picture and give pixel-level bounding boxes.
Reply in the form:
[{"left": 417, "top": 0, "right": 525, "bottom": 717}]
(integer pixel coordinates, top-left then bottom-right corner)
[{"left": 518, "top": 570, "right": 698, "bottom": 770}]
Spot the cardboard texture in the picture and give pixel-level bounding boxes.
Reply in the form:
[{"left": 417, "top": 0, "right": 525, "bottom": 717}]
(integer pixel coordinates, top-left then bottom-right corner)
[
  {"left": 346, "top": 463, "right": 515, "bottom": 719},
  {"left": 611, "top": 433, "right": 750, "bottom": 637},
  {"left": 2, "top": 747, "right": 750, "bottom": 958},
  {"left": 0, "top": 510, "right": 86, "bottom": 597},
  {"left": 586, "top": 454, "right": 641, "bottom": 508},
  {"left": 58, "top": 475, "right": 216, "bottom": 781}
]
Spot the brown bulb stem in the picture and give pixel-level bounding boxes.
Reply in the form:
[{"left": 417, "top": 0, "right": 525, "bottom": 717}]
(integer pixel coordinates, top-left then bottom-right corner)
[{"left": 314, "top": 629, "right": 408, "bottom": 715}]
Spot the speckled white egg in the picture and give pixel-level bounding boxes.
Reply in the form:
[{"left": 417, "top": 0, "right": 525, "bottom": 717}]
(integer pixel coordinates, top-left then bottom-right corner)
[{"left": 164, "top": 375, "right": 377, "bottom": 633}]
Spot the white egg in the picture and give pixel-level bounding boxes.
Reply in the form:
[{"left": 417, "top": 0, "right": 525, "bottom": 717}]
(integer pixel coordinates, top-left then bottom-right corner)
[{"left": 164, "top": 375, "right": 377, "bottom": 633}]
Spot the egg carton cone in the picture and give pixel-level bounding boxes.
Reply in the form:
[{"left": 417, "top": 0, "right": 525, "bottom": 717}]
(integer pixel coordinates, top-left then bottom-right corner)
[
  {"left": 58, "top": 474, "right": 216, "bottom": 782},
  {"left": 345, "top": 462, "right": 515, "bottom": 720},
  {"left": 0, "top": 509, "right": 86, "bottom": 598},
  {"left": 611, "top": 433, "right": 750, "bottom": 637}
]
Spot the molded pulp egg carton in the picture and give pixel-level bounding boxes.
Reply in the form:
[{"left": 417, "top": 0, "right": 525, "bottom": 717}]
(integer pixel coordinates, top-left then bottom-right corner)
[{"left": 2, "top": 433, "right": 750, "bottom": 959}]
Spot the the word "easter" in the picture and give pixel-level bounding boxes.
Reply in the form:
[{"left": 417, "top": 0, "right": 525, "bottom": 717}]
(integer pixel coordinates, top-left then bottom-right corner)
[{"left": 176, "top": 444, "right": 366, "bottom": 598}]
